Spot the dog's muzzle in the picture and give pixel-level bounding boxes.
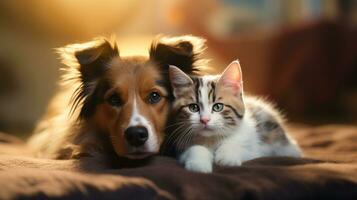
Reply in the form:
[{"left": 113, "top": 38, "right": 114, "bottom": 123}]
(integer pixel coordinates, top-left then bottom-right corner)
[{"left": 124, "top": 126, "right": 148, "bottom": 147}]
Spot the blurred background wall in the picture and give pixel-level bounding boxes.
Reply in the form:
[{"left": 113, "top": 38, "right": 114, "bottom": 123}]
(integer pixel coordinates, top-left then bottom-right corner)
[{"left": 0, "top": 0, "right": 356, "bottom": 136}]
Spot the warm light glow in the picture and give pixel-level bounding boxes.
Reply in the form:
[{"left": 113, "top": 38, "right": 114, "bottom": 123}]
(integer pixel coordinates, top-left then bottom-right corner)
[{"left": 116, "top": 36, "right": 153, "bottom": 57}]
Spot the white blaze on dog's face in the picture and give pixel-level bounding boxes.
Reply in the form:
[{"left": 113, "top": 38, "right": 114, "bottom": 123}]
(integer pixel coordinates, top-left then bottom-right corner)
[{"left": 94, "top": 58, "right": 169, "bottom": 159}]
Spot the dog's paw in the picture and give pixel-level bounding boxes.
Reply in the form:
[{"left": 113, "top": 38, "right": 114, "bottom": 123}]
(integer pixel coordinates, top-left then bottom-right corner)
[
  {"left": 185, "top": 159, "right": 212, "bottom": 173},
  {"left": 214, "top": 147, "right": 242, "bottom": 167}
]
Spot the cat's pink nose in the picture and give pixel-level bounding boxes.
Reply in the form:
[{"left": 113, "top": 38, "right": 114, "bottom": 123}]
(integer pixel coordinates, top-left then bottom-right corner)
[{"left": 200, "top": 117, "right": 210, "bottom": 125}]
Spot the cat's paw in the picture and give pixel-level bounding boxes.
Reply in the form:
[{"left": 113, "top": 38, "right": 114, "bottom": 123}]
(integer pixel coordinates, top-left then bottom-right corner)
[
  {"left": 214, "top": 147, "right": 242, "bottom": 167},
  {"left": 185, "top": 159, "right": 213, "bottom": 173},
  {"left": 179, "top": 145, "right": 213, "bottom": 173}
]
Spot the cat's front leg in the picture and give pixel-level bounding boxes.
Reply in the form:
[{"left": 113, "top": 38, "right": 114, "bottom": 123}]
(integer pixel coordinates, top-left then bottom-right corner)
[
  {"left": 179, "top": 145, "right": 213, "bottom": 173},
  {"left": 214, "top": 140, "right": 260, "bottom": 166},
  {"left": 214, "top": 142, "right": 244, "bottom": 167}
]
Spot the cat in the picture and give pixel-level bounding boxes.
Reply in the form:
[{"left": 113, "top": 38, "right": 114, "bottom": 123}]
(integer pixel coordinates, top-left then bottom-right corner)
[{"left": 164, "top": 60, "right": 302, "bottom": 173}]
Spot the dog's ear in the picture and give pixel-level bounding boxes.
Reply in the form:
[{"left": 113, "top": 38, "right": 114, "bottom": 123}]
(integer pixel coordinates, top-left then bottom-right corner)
[
  {"left": 57, "top": 37, "right": 119, "bottom": 118},
  {"left": 75, "top": 40, "right": 118, "bottom": 84},
  {"left": 58, "top": 37, "right": 119, "bottom": 84},
  {"left": 149, "top": 35, "right": 206, "bottom": 75}
]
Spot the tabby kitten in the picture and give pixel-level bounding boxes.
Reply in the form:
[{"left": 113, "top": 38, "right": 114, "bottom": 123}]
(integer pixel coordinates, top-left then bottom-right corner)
[{"left": 165, "top": 61, "right": 301, "bottom": 173}]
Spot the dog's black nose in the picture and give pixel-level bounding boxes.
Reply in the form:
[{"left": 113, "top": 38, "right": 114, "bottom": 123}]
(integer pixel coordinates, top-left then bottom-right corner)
[{"left": 124, "top": 126, "right": 148, "bottom": 147}]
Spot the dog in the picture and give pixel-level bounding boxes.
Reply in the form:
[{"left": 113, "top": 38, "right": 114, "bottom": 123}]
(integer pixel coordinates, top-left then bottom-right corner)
[{"left": 27, "top": 35, "right": 206, "bottom": 161}]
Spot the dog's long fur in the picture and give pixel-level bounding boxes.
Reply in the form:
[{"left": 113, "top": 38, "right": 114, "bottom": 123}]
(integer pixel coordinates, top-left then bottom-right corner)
[{"left": 27, "top": 35, "right": 206, "bottom": 161}]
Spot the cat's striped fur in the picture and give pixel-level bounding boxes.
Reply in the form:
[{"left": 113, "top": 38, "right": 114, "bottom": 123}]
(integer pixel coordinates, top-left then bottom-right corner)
[{"left": 165, "top": 61, "right": 301, "bottom": 173}]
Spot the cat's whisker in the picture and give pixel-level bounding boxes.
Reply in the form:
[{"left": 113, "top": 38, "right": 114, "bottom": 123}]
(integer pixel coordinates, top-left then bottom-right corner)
[
  {"left": 176, "top": 126, "right": 193, "bottom": 151},
  {"left": 161, "top": 125, "right": 188, "bottom": 152},
  {"left": 182, "top": 127, "right": 193, "bottom": 148},
  {"left": 186, "top": 128, "right": 195, "bottom": 147},
  {"left": 165, "top": 123, "right": 187, "bottom": 145},
  {"left": 167, "top": 124, "right": 194, "bottom": 149},
  {"left": 164, "top": 122, "right": 186, "bottom": 130},
  {"left": 177, "top": 126, "right": 191, "bottom": 143}
]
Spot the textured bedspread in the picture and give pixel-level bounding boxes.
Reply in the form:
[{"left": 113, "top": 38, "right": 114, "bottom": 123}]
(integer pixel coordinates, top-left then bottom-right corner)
[{"left": 0, "top": 125, "right": 356, "bottom": 200}]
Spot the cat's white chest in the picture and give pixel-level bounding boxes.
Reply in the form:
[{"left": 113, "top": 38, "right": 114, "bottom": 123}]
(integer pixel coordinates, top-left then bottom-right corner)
[{"left": 213, "top": 124, "right": 262, "bottom": 166}]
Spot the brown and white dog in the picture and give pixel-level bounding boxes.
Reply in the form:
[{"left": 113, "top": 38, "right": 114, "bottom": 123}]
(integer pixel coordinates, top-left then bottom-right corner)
[{"left": 28, "top": 35, "right": 206, "bottom": 161}]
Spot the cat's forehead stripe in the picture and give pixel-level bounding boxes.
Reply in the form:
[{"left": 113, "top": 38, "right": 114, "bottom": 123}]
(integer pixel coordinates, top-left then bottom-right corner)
[
  {"left": 210, "top": 81, "right": 216, "bottom": 103},
  {"left": 192, "top": 77, "right": 219, "bottom": 110},
  {"left": 193, "top": 77, "right": 200, "bottom": 103},
  {"left": 209, "top": 81, "right": 216, "bottom": 104},
  {"left": 199, "top": 78, "right": 209, "bottom": 112}
]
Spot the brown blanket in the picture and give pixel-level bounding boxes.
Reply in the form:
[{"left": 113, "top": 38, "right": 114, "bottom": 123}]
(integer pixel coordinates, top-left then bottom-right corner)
[{"left": 0, "top": 125, "right": 356, "bottom": 200}]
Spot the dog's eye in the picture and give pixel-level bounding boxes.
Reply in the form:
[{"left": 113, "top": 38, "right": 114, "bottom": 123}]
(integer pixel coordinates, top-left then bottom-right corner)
[
  {"left": 212, "top": 103, "right": 224, "bottom": 112},
  {"left": 107, "top": 94, "right": 122, "bottom": 107},
  {"left": 188, "top": 103, "right": 199, "bottom": 113},
  {"left": 148, "top": 92, "right": 161, "bottom": 104}
]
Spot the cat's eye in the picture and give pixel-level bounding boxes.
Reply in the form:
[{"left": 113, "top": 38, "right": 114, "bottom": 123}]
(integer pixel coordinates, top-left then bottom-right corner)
[
  {"left": 188, "top": 103, "right": 199, "bottom": 113},
  {"left": 148, "top": 92, "right": 161, "bottom": 104},
  {"left": 107, "top": 94, "right": 122, "bottom": 107},
  {"left": 212, "top": 103, "right": 224, "bottom": 112}
]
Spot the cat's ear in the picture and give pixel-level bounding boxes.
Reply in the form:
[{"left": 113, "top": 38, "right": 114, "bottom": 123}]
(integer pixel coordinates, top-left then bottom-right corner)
[
  {"left": 217, "top": 60, "right": 243, "bottom": 95},
  {"left": 169, "top": 65, "right": 193, "bottom": 98}
]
